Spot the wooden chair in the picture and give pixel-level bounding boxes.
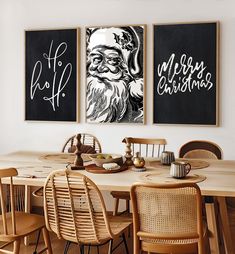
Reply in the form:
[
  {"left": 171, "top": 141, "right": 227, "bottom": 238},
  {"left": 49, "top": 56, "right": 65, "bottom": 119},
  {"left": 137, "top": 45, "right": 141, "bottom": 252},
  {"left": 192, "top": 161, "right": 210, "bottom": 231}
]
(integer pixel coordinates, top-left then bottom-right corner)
[
  {"left": 44, "top": 169, "right": 132, "bottom": 254},
  {"left": 62, "top": 133, "right": 102, "bottom": 154},
  {"left": 179, "top": 140, "right": 222, "bottom": 159},
  {"left": 131, "top": 182, "right": 208, "bottom": 254},
  {"left": 179, "top": 140, "right": 228, "bottom": 253},
  {"left": 111, "top": 137, "right": 167, "bottom": 216},
  {"left": 0, "top": 168, "right": 52, "bottom": 254},
  {"left": 33, "top": 133, "right": 102, "bottom": 198}
]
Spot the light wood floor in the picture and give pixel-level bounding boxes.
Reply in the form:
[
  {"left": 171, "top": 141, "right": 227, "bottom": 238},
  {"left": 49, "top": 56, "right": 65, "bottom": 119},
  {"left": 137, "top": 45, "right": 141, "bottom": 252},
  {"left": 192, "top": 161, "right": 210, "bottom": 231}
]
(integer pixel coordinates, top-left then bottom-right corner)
[{"left": 3, "top": 231, "right": 133, "bottom": 254}]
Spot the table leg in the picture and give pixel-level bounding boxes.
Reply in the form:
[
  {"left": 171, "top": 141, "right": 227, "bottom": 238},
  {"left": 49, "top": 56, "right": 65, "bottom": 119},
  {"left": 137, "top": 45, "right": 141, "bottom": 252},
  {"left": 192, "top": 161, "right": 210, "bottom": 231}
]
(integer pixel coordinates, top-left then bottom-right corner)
[
  {"left": 205, "top": 201, "right": 220, "bottom": 254},
  {"left": 217, "top": 197, "right": 235, "bottom": 254},
  {"left": 24, "top": 185, "right": 31, "bottom": 246}
]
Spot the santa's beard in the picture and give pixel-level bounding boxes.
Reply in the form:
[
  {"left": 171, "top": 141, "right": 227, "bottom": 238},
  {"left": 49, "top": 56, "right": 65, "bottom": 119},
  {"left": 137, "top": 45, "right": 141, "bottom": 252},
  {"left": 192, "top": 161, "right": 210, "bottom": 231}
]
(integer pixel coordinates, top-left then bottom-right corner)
[{"left": 86, "top": 76, "right": 129, "bottom": 122}]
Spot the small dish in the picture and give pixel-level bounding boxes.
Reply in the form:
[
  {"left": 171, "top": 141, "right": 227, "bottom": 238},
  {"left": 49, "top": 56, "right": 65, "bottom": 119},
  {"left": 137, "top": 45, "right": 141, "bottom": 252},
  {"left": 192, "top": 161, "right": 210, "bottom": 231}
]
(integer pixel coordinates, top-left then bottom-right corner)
[{"left": 132, "top": 167, "right": 146, "bottom": 172}]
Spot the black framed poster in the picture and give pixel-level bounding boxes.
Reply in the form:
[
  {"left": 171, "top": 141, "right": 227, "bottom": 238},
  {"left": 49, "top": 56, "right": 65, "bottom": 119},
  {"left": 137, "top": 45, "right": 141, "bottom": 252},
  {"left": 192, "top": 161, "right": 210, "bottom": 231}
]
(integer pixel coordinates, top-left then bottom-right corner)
[
  {"left": 153, "top": 22, "right": 219, "bottom": 125},
  {"left": 25, "top": 28, "right": 79, "bottom": 121}
]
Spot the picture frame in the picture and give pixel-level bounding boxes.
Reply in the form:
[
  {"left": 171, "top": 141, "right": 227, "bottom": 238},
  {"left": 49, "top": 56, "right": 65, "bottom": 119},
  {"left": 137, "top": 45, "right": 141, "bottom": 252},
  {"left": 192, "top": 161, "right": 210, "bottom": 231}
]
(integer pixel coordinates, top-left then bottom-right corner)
[
  {"left": 25, "top": 28, "right": 79, "bottom": 122},
  {"left": 86, "top": 25, "right": 146, "bottom": 124},
  {"left": 153, "top": 22, "right": 219, "bottom": 125}
]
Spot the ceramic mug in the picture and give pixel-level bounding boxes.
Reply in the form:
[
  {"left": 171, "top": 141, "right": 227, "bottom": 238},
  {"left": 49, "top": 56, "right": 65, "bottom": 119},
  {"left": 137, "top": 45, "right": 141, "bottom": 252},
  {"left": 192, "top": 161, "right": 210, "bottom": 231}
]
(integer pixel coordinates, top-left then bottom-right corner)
[
  {"left": 170, "top": 161, "right": 191, "bottom": 178},
  {"left": 160, "top": 151, "right": 175, "bottom": 165}
]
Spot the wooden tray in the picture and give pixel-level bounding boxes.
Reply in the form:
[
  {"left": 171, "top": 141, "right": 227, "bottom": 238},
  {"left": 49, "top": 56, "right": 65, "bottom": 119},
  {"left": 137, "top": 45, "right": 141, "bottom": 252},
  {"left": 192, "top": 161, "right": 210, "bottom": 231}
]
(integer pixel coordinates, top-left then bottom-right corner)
[{"left": 85, "top": 164, "right": 128, "bottom": 174}]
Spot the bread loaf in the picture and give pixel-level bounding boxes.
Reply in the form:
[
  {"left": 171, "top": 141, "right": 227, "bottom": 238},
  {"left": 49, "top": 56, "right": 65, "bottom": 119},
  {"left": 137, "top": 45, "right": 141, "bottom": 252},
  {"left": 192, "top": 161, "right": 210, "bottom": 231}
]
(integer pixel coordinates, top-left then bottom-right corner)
[{"left": 103, "top": 163, "right": 120, "bottom": 170}]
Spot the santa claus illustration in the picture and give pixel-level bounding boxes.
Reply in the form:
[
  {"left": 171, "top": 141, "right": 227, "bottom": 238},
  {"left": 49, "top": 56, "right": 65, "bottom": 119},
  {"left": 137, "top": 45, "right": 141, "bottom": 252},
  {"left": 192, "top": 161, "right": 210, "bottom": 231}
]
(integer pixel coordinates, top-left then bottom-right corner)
[{"left": 86, "top": 26, "right": 144, "bottom": 123}]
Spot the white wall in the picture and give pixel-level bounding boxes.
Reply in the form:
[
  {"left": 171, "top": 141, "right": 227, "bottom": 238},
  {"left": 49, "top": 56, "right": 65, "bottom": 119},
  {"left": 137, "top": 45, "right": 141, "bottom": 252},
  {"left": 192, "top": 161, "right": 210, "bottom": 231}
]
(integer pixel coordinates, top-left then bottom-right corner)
[{"left": 1, "top": 0, "right": 235, "bottom": 159}]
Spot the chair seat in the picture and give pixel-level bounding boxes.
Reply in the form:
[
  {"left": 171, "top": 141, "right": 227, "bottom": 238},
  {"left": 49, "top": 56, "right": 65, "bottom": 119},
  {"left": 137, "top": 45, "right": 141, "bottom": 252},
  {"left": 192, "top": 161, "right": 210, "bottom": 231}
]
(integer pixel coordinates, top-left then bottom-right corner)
[
  {"left": 139, "top": 221, "right": 208, "bottom": 253},
  {"left": 0, "top": 212, "right": 45, "bottom": 242},
  {"left": 110, "top": 191, "right": 130, "bottom": 200},
  {"left": 109, "top": 215, "right": 132, "bottom": 236},
  {"left": 80, "top": 216, "right": 132, "bottom": 245}
]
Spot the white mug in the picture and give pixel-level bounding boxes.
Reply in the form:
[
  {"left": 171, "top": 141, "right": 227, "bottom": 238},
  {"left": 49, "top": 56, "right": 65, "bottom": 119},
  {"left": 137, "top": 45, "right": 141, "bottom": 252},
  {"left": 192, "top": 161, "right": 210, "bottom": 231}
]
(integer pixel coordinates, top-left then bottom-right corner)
[{"left": 170, "top": 161, "right": 191, "bottom": 178}]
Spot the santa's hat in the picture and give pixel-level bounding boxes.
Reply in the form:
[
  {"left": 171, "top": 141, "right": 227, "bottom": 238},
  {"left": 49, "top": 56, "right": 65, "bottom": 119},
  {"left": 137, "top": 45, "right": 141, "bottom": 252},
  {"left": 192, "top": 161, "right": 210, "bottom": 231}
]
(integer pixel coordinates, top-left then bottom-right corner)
[{"left": 87, "top": 27, "right": 141, "bottom": 76}]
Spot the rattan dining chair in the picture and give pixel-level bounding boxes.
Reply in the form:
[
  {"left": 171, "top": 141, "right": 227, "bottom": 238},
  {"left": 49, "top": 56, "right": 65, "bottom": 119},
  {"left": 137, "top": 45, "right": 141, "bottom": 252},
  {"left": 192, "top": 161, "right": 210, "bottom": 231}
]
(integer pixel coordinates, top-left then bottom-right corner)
[
  {"left": 179, "top": 140, "right": 222, "bottom": 159},
  {"left": 0, "top": 168, "right": 52, "bottom": 254},
  {"left": 179, "top": 140, "right": 224, "bottom": 253},
  {"left": 62, "top": 133, "right": 102, "bottom": 154},
  {"left": 111, "top": 137, "right": 167, "bottom": 216},
  {"left": 44, "top": 169, "right": 132, "bottom": 254},
  {"left": 33, "top": 133, "right": 102, "bottom": 198},
  {"left": 131, "top": 182, "right": 208, "bottom": 254}
]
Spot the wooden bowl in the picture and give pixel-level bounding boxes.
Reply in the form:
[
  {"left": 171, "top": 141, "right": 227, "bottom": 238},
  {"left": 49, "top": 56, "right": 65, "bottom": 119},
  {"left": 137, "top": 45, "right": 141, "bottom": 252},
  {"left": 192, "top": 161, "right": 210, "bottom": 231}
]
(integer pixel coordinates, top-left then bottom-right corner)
[{"left": 89, "top": 154, "right": 123, "bottom": 167}]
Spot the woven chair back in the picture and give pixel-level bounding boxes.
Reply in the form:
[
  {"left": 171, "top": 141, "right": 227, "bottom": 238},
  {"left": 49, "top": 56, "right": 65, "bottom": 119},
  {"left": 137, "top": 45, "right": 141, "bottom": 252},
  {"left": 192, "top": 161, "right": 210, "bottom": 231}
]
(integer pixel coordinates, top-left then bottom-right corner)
[
  {"left": 123, "top": 137, "right": 167, "bottom": 158},
  {"left": 179, "top": 140, "right": 222, "bottom": 159},
  {"left": 131, "top": 183, "right": 203, "bottom": 242},
  {"left": 62, "top": 133, "right": 102, "bottom": 154},
  {"left": 44, "top": 170, "right": 112, "bottom": 245},
  {"left": 0, "top": 168, "right": 18, "bottom": 236}
]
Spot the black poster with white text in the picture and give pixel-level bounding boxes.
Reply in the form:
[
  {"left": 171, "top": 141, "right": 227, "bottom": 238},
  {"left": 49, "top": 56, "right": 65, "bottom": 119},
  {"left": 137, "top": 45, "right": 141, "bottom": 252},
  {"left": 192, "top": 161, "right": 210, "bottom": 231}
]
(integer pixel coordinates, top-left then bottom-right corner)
[
  {"left": 153, "top": 23, "right": 218, "bottom": 125},
  {"left": 25, "top": 29, "right": 78, "bottom": 121}
]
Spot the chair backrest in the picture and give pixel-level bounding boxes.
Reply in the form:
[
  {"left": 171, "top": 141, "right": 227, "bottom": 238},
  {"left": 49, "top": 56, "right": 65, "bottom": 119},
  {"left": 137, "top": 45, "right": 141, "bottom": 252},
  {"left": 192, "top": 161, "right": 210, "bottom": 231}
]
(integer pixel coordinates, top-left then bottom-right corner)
[
  {"left": 0, "top": 168, "right": 18, "bottom": 236},
  {"left": 179, "top": 140, "right": 222, "bottom": 159},
  {"left": 123, "top": 137, "right": 166, "bottom": 157},
  {"left": 62, "top": 133, "right": 102, "bottom": 154},
  {"left": 131, "top": 182, "right": 204, "bottom": 253},
  {"left": 44, "top": 169, "right": 113, "bottom": 245}
]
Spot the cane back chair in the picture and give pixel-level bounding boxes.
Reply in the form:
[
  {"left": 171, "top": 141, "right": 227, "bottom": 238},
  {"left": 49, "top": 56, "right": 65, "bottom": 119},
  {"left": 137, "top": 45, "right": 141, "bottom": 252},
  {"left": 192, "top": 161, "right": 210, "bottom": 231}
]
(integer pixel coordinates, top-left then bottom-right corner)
[
  {"left": 131, "top": 182, "right": 208, "bottom": 254},
  {"left": 44, "top": 169, "right": 132, "bottom": 254},
  {"left": 179, "top": 140, "right": 225, "bottom": 253},
  {"left": 0, "top": 168, "right": 52, "bottom": 254},
  {"left": 111, "top": 137, "right": 167, "bottom": 216},
  {"left": 62, "top": 133, "right": 102, "bottom": 154},
  {"left": 179, "top": 140, "right": 222, "bottom": 160}
]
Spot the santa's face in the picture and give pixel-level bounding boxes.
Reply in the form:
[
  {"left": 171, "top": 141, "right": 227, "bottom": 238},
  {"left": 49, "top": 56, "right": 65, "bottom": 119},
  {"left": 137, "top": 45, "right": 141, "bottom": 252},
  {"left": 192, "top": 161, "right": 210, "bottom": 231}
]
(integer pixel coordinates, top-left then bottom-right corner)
[{"left": 87, "top": 47, "right": 127, "bottom": 81}]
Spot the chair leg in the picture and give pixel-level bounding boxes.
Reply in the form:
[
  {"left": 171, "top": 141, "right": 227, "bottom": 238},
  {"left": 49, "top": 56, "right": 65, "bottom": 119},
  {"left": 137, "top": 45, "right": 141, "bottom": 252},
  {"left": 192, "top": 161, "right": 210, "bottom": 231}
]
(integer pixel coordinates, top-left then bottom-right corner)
[
  {"left": 113, "top": 198, "right": 119, "bottom": 216},
  {"left": 122, "top": 233, "right": 129, "bottom": 254},
  {"left": 80, "top": 244, "right": 84, "bottom": 254},
  {"left": 13, "top": 239, "right": 21, "bottom": 254},
  {"left": 33, "top": 229, "right": 41, "bottom": 254},
  {"left": 64, "top": 241, "right": 71, "bottom": 254},
  {"left": 87, "top": 245, "right": 91, "bottom": 254},
  {"left": 42, "top": 227, "right": 53, "bottom": 254},
  {"left": 108, "top": 239, "right": 113, "bottom": 254},
  {"left": 126, "top": 199, "right": 130, "bottom": 213},
  {"left": 96, "top": 245, "right": 99, "bottom": 254}
]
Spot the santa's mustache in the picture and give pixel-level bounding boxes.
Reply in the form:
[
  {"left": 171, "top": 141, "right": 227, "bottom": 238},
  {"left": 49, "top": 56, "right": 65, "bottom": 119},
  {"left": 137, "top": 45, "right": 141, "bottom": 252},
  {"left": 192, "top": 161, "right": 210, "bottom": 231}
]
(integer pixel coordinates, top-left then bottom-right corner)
[{"left": 86, "top": 77, "right": 129, "bottom": 122}]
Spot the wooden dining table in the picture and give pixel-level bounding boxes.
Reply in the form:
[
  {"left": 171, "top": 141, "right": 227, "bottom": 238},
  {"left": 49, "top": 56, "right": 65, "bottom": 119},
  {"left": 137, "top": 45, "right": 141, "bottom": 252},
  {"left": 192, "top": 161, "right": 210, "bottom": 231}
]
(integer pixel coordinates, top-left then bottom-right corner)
[{"left": 0, "top": 151, "right": 235, "bottom": 254}]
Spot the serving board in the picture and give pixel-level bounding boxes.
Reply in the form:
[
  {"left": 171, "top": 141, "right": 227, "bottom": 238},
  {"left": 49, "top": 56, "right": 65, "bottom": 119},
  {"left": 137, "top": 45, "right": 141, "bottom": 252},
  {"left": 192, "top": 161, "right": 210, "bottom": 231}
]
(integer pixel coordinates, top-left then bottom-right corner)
[{"left": 85, "top": 164, "right": 128, "bottom": 174}]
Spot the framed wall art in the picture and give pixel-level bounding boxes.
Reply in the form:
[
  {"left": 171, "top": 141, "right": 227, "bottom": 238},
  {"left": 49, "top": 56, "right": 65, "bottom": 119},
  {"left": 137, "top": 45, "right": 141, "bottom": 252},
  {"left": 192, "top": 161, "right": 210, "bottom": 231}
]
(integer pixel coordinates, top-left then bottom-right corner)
[
  {"left": 25, "top": 28, "right": 79, "bottom": 121},
  {"left": 86, "top": 25, "right": 146, "bottom": 123},
  {"left": 153, "top": 22, "right": 219, "bottom": 125}
]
